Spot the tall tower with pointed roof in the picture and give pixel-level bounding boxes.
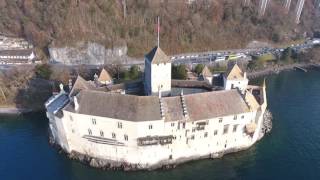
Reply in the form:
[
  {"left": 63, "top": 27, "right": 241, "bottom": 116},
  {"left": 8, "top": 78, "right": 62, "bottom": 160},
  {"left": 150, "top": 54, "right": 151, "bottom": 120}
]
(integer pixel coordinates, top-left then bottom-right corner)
[{"left": 144, "top": 46, "right": 171, "bottom": 96}]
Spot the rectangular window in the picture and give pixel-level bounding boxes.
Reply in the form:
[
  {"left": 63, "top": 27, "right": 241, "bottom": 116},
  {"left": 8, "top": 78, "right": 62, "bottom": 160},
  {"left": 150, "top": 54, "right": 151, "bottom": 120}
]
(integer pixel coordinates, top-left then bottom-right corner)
[
  {"left": 118, "top": 122, "right": 122, "bottom": 129},
  {"left": 182, "top": 122, "right": 186, "bottom": 129},
  {"left": 192, "top": 128, "right": 195, "bottom": 133},
  {"left": 112, "top": 133, "right": 116, "bottom": 139},
  {"left": 191, "top": 135, "right": 195, "bottom": 140},
  {"left": 148, "top": 124, "right": 153, "bottom": 130},
  {"left": 69, "top": 115, "right": 73, "bottom": 121},
  {"left": 233, "top": 115, "right": 237, "bottom": 120},
  {"left": 124, "top": 134, "right": 128, "bottom": 141},
  {"left": 233, "top": 125, "right": 238, "bottom": 133},
  {"left": 223, "top": 125, "right": 229, "bottom": 134},
  {"left": 219, "top": 118, "right": 223, "bottom": 123},
  {"left": 88, "top": 129, "right": 92, "bottom": 135},
  {"left": 171, "top": 122, "right": 175, "bottom": 127},
  {"left": 92, "top": 118, "right": 96, "bottom": 125},
  {"left": 241, "top": 115, "right": 245, "bottom": 119},
  {"left": 214, "top": 130, "right": 218, "bottom": 136},
  {"left": 204, "top": 132, "right": 208, "bottom": 138},
  {"left": 100, "top": 130, "right": 104, "bottom": 137}
]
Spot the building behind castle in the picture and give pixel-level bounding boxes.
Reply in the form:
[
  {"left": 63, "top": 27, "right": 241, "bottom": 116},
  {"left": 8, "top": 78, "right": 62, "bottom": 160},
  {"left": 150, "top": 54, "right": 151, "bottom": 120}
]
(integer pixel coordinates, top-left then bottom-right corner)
[
  {"left": 0, "top": 34, "right": 37, "bottom": 64},
  {"left": 45, "top": 46, "right": 268, "bottom": 170}
]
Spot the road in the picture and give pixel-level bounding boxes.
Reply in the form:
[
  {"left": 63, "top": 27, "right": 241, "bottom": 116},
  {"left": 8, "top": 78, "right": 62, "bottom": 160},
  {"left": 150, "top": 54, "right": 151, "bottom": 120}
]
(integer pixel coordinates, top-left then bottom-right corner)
[
  {"left": 0, "top": 38, "right": 319, "bottom": 70},
  {"left": 170, "top": 38, "right": 319, "bottom": 65}
]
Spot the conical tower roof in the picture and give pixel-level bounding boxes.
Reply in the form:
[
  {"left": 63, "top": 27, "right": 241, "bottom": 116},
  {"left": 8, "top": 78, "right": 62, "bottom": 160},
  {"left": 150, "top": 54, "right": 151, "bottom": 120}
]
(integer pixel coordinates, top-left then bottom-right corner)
[
  {"left": 145, "top": 46, "right": 170, "bottom": 64},
  {"left": 201, "top": 66, "right": 212, "bottom": 77},
  {"left": 98, "top": 68, "right": 112, "bottom": 82},
  {"left": 226, "top": 64, "right": 244, "bottom": 80}
]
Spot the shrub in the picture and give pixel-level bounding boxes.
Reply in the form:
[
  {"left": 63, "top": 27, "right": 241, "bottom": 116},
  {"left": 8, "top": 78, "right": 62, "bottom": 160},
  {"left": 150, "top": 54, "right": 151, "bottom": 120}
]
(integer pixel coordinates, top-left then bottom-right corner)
[
  {"left": 35, "top": 64, "right": 52, "bottom": 79},
  {"left": 172, "top": 64, "right": 187, "bottom": 80}
]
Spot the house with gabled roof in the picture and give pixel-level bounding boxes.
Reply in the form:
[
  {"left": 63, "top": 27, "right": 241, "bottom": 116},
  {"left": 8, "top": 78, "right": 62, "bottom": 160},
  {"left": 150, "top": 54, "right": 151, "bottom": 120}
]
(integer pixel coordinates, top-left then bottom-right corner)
[
  {"left": 223, "top": 64, "right": 249, "bottom": 92},
  {"left": 98, "top": 68, "right": 112, "bottom": 85}
]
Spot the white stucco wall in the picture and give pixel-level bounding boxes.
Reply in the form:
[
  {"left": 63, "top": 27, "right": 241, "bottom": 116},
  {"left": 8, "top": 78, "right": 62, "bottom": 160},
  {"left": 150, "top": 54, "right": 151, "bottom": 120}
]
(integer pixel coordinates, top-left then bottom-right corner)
[
  {"left": 48, "top": 106, "right": 264, "bottom": 167},
  {"left": 224, "top": 77, "right": 249, "bottom": 91},
  {"left": 144, "top": 59, "right": 171, "bottom": 96}
]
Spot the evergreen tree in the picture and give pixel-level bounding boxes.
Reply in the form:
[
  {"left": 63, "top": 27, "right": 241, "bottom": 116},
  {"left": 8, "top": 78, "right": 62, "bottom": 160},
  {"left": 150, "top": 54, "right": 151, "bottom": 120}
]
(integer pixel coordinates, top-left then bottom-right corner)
[
  {"left": 172, "top": 65, "right": 187, "bottom": 80},
  {"left": 194, "top": 64, "right": 205, "bottom": 75}
]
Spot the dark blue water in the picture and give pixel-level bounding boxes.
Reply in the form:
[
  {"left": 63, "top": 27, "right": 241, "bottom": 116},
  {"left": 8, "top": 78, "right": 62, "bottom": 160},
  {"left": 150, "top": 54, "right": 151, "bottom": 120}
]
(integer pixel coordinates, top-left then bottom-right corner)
[{"left": 1, "top": 70, "right": 320, "bottom": 180}]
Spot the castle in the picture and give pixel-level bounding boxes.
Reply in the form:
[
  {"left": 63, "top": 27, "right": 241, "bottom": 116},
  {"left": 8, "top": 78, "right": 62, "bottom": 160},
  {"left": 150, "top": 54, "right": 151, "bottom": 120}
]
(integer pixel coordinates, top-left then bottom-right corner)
[{"left": 45, "top": 46, "right": 268, "bottom": 170}]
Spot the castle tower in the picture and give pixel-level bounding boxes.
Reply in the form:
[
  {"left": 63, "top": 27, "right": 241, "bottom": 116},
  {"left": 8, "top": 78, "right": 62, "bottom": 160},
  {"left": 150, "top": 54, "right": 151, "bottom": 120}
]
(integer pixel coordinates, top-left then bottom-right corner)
[
  {"left": 224, "top": 64, "right": 249, "bottom": 92},
  {"left": 144, "top": 46, "right": 171, "bottom": 96}
]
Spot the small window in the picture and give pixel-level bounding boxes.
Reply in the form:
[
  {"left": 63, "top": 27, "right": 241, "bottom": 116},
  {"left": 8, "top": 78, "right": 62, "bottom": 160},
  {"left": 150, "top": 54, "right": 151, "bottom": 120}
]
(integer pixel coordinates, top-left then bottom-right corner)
[
  {"left": 241, "top": 115, "right": 245, "bottom": 119},
  {"left": 70, "top": 115, "right": 73, "bottom": 121},
  {"left": 204, "top": 132, "right": 208, "bottom": 138},
  {"left": 233, "top": 115, "right": 237, "bottom": 120},
  {"left": 191, "top": 135, "right": 195, "bottom": 140},
  {"left": 182, "top": 122, "right": 186, "bottom": 129},
  {"left": 192, "top": 128, "right": 195, "bottom": 133},
  {"left": 118, "top": 122, "right": 122, "bottom": 129},
  {"left": 100, "top": 130, "right": 104, "bottom": 137},
  {"left": 223, "top": 125, "right": 229, "bottom": 134},
  {"left": 148, "top": 124, "right": 153, "bottom": 130},
  {"left": 92, "top": 118, "right": 96, "bottom": 125},
  {"left": 233, "top": 125, "right": 238, "bottom": 133},
  {"left": 88, "top": 129, "right": 92, "bottom": 135},
  {"left": 124, "top": 134, "right": 128, "bottom": 141},
  {"left": 219, "top": 118, "right": 223, "bottom": 123},
  {"left": 112, "top": 133, "right": 116, "bottom": 139},
  {"left": 171, "top": 122, "right": 175, "bottom": 127},
  {"left": 72, "top": 129, "right": 75, "bottom": 133},
  {"left": 214, "top": 130, "right": 218, "bottom": 136}
]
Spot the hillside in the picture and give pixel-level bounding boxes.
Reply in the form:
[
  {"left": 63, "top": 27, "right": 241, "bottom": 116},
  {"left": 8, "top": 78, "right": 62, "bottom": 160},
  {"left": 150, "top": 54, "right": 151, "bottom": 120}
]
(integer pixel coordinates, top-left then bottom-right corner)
[{"left": 0, "top": 0, "right": 319, "bottom": 58}]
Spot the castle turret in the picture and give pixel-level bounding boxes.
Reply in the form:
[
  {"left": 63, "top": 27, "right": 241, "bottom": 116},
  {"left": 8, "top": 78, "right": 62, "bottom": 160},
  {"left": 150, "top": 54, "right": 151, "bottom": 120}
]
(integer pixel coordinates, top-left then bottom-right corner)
[
  {"left": 223, "top": 64, "right": 249, "bottom": 92},
  {"left": 144, "top": 46, "right": 171, "bottom": 96}
]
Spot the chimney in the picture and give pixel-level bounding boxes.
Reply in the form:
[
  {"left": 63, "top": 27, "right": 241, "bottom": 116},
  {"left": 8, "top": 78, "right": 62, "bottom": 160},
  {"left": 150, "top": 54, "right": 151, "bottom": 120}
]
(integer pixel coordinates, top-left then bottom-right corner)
[
  {"left": 68, "top": 79, "right": 73, "bottom": 91},
  {"left": 158, "top": 86, "right": 162, "bottom": 98},
  {"left": 74, "top": 96, "right": 79, "bottom": 111},
  {"left": 59, "top": 83, "right": 65, "bottom": 94}
]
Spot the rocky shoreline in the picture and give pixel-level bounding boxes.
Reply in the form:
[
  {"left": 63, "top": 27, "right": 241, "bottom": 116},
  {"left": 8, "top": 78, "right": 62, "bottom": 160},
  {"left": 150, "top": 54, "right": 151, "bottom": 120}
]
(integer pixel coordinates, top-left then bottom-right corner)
[
  {"left": 247, "top": 63, "right": 320, "bottom": 79},
  {"left": 50, "top": 140, "right": 252, "bottom": 171},
  {"left": 48, "top": 110, "right": 273, "bottom": 171}
]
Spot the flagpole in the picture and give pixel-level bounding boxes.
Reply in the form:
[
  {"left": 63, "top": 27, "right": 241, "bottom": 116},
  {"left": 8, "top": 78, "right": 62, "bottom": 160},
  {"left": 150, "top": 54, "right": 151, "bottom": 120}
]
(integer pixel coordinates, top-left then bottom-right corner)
[{"left": 157, "top": 16, "right": 160, "bottom": 47}]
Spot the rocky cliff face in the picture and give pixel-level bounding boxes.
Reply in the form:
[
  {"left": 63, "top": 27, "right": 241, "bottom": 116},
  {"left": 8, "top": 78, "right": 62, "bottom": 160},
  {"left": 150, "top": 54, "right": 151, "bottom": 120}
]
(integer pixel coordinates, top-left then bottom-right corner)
[{"left": 49, "top": 42, "right": 128, "bottom": 65}]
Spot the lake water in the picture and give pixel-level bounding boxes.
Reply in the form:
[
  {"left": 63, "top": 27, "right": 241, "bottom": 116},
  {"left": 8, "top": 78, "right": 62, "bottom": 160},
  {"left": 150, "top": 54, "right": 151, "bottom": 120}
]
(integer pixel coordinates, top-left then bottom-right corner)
[{"left": 1, "top": 70, "right": 320, "bottom": 180}]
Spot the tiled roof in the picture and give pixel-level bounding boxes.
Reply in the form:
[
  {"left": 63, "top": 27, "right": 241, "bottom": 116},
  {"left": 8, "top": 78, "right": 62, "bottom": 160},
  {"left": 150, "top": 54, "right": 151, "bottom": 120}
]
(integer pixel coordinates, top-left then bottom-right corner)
[
  {"left": 244, "top": 90, "right": 260, "bottom": 110},
  {"left": 184, "top": 90, "right": 250, "bottom": 121},
  {"left": 226, "top": 64, "right": 244, "bottom": 80},
  {"left": 69, "top": 76, "right": 96, "bottom": 96},
  {"left": 66, "top": 88, "right": 252, "bottom": 122},
  {"left": 201, "top": 66, "right": 212, "bottom": 77},
  {"left": 98, "top": 68, "right": 112, "bottom": 82},
  {"left": 145, "top": 46, "right": 170, "bottom": 64},
  {"left": 76, "top": 90, "right": 162, "bottom": 121}
]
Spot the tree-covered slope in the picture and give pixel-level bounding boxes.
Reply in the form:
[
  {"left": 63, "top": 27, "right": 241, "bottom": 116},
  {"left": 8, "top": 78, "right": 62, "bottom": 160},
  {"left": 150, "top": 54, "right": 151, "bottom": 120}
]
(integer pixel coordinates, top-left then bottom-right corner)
[{"left": 0, "top": 0, "right": 319, "bottom": 58}]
